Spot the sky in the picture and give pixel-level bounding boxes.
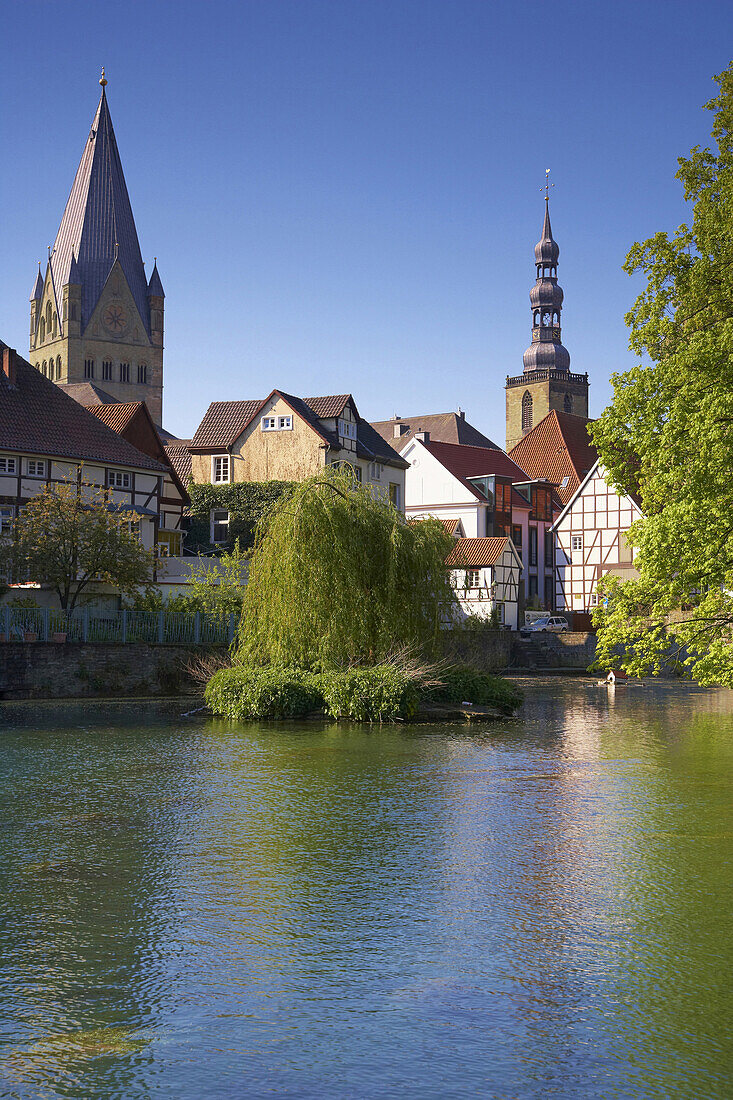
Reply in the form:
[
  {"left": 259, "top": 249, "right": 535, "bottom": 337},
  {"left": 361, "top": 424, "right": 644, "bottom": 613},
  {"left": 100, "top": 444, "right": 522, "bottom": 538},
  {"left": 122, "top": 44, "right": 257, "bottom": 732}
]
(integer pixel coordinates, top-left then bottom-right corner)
[{"left": 1, "top": 0, "right": 731, "bottom": 444}]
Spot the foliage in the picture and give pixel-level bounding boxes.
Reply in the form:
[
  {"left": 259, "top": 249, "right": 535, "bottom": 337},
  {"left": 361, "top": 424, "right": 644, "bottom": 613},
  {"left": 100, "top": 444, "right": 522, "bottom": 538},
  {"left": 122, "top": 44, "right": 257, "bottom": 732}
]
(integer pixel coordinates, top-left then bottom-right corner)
[
  {"left": 234, "top": 468, "right": 455, "bottom": 669},
  {"left": 318, "top": 665, "right": 418, "bottom": 721},
  {"left": 128, "top": 545, "right": 248, "bottom": 617},
  {"left": 0, "top": 476, "right": 154, "bottom": 611},
  {"left": 427, "top": 664, "right": 523, "bottom": 713},
  {"left": 589, "top": 63, "right": 733, "bottom": 684},
  {"left": 186, "top": 481, "right": 295, "bottom": 552},
  {"left": 205, "top": 665, "right": 323, "bottom": 719}
]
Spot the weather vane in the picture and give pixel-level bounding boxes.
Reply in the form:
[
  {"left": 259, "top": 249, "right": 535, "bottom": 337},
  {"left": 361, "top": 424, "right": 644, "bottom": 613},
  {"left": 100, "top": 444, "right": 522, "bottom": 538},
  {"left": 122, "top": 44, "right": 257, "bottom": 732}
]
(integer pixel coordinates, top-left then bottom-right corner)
[{"left": 542, "top": 168, "right": 554, "bottom": 200}]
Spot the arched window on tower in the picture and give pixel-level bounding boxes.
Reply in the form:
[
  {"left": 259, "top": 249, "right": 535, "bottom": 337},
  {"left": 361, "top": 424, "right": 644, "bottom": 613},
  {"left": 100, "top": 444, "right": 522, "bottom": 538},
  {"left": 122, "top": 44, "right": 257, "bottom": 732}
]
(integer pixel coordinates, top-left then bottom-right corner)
[
  {"left": 52, "top": 312, "right": 57, "bottom": 338},
  {"left": 564, "top": 393, "right": 572, "bottom": 414},
  {"left": 56, "top": 356, "right": 62, "bottom": 380},
  {"left": 41, "top": 360, "right": 47, "bottom": 376},
  {"left": 522, "top": 391, "right": 533, "bottom": 432},
  {"left": 46, "top": 303, "right": 52, "bottom": 332},
  {"left": 39, "top": 318, "right": 45, "bottom": 342}
]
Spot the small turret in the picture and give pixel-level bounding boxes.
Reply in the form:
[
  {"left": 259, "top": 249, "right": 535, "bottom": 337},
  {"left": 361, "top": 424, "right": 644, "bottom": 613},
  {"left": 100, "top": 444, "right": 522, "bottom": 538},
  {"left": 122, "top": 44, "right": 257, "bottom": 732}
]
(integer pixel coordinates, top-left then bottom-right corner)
[
  {"left": 29, "top": 264, "right": 43, "bottom": 345},
  {"left": 148, "top": 259, "right": 164, "bottom": 349}
]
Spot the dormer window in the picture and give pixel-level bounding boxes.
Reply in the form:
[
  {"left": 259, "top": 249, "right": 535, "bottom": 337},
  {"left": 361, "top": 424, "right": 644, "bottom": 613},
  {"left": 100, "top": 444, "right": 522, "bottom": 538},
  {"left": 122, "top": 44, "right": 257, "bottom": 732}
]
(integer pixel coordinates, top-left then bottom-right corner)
[
  {"left": 212, "top": 455, "right": 230, "bottom": 483},
  {"left": 338, "top": 419, "right": 357, "bottom": 440}
]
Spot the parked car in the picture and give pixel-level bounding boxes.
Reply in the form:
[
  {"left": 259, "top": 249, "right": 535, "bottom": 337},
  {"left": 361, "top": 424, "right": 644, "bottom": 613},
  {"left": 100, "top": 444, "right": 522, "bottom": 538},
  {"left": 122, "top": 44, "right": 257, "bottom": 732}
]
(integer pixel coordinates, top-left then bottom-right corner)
[{"left": 520, "top": 616, "right": 569, "bottom": 636}]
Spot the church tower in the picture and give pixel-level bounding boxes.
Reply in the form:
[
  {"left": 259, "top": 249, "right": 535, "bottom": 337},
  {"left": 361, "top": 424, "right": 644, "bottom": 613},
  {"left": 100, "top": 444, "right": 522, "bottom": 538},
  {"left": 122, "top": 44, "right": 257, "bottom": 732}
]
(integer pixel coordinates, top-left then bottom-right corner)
[
  {"left": 29, "top": 72, "right": 164, "bottom": 424},
  {"left": 505, "top": 196, "right": 588, "bottom": 450}
]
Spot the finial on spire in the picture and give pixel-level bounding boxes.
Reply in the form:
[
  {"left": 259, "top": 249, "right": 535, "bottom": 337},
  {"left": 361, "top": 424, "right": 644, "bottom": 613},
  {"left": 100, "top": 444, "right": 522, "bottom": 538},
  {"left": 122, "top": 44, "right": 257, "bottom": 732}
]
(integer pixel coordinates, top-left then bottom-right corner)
[
  {"left": 100, "top": 67, "right": 107, "bottom": 88},
  {"left": 542, "top": 168, "right": 554, "bottom": 201}
]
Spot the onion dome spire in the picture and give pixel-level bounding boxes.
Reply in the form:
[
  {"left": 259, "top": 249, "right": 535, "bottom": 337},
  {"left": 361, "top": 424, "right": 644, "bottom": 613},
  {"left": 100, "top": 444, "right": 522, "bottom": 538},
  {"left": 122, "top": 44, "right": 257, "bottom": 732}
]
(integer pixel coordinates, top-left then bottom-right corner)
[{"left": 522, "top": 196, "right": 570, "bottom": 373}]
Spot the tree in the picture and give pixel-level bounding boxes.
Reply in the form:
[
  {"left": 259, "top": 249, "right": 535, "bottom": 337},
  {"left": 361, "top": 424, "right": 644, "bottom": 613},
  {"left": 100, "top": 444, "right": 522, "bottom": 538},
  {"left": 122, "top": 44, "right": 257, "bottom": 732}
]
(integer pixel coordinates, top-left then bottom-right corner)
[
  {"left": 134, "top": 544, "right": 249, "bottom": 618},
  {"left": 0, "top": 478, "right": 155, "bottom": 611},
  {"left": 234, "top": 467, "right": 455, "bottom": 669},
  {"left": 590, "top": 63, "right": 733, "bottom": 683}
]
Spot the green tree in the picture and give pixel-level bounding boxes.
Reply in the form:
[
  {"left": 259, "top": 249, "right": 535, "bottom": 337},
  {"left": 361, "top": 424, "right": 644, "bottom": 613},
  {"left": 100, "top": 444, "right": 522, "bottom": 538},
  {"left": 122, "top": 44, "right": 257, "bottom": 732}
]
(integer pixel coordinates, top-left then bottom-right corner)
[
  {"left": 590, "top": 63, "right": 733, "bottom": 683},
  {"left": 234, "top": 467, "right": 455, "bottom": 669},
  {"left": 0, "top": 479, "right": 155, "bottom": 611}
]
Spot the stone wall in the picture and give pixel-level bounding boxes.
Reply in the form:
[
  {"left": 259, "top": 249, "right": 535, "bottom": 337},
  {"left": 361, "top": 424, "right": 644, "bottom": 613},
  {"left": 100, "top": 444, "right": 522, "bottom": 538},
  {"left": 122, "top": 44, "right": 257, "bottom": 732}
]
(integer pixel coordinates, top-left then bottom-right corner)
[
  {"left": 442, "top": 630, "right": 513, "bottom": 672},
  {"left": 511, "top": 631, "right": 597, "bottom": 670},
  {"left": 0, "top": 643, "right": 226, "bottom": 701}
]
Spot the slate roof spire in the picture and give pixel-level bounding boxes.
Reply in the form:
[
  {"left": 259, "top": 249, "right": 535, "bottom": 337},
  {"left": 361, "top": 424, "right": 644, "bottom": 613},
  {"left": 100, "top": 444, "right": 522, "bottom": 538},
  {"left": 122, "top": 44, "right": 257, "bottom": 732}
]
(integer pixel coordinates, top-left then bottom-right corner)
[
  {"left": 147, "top": 259, "right": 165, "bottom": 298},
  {"left": 48, "top": 75, "right": 150, "bottom": 336},
  {"left": 30, "top": 264, "right": 43, "bottom": 302}
]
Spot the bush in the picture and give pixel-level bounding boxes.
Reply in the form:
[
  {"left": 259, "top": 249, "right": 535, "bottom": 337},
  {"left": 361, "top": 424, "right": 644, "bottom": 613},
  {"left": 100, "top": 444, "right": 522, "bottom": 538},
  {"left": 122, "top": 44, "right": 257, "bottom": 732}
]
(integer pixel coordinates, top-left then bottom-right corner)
[
  {"left": 205, "top": 665, "right": 323, "bottom": 719},
  {"left": 317, "top": 665, "right": 418, "bottom": 721},
  {"left": 428, "top": 665, "right": 522, "bottom": 714}
]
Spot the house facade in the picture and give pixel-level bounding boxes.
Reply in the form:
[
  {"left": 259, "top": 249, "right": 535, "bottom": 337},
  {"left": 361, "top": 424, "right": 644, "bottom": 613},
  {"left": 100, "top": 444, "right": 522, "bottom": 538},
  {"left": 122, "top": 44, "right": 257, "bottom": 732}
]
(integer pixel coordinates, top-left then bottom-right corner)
[
  {"left": 446, "top": 537, "right": 522, "bottom": 629},
  {"left": 552, "top": 460, "right": 641, "bottom": 614}
]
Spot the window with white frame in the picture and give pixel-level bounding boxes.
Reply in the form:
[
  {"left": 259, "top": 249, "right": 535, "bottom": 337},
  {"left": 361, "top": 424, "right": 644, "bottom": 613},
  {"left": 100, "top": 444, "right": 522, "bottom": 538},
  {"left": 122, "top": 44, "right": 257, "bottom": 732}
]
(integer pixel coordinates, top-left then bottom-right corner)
[
  {"left": 0, "top": 457, "right": 17, "bottom": 474},
  {"left": 368, "top": 461, "right": 382, "bottom": 480},
  {"left": 338, "top": 418, "right": 357, "bottom": 440},
  {"left": 211, "top": 509, "right": 230, "bottom": 544},
  {"left": 465, "top": 569, "right": 480, "bottom": 589},
  {"left": 0, "top": 506, "right": 14, "bottom": 534},
  {"left": 26, "top": 459, "right": 46, "bottom": 478},
  {"left": 590, "top": 592, "right": 598, "bottom": 606},
  {"left": 261, "top": 416, "right": 278, "bottom": 431},
  {"left": 212, "top": 455, "right": 230, "bottom": 483},
  {"left": 388, "top": 482, "right": 401, "bottom": 509},
  {"left": 277, "top": 415, "right": 292, "bottom": 430},
  {"left": 571, "top": 535, "right": 583, "bottom": 551},
  {"left": 108, "top": 470, "right": 131, "bottom": 489},
  {"left": 496, "top": 603, "right": 505, "bottom": 623}
]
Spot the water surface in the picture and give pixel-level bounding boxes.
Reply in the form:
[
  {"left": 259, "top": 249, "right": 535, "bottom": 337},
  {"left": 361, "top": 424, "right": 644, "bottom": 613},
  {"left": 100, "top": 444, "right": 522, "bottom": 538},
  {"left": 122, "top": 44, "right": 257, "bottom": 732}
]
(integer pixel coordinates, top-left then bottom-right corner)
[{"left": 1, "top": 680, "right": 732, "bottom": 1098}]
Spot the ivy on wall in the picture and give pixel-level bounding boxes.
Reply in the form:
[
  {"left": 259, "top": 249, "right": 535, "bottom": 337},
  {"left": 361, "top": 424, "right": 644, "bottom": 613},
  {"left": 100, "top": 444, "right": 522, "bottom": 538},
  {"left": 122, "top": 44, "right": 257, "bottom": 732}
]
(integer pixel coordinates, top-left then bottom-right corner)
[{"left": 186, "top": 481, "right": 295, "bottom": 552}]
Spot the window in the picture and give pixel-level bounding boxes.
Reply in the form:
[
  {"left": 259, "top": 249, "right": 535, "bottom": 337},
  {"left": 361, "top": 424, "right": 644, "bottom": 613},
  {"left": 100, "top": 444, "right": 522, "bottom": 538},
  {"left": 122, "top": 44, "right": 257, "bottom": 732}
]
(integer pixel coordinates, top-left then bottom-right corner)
[
  {"left": 590, "top": 593, "right": 598, "bottom": 607},
  {"left": 261, "top": 416, "right": 278, "bottom": 431},
  {"left": 545, "top": 577, "right": 554, "bottom": 606},
  {"left": 529, "top": 526, "right": 538, "bottom": 567},
  {"left": 529, "top": 575, "right": 538, "bottom": 598},
  {"left": 0, "top": 506, "right": 14, "bottom": 534},
  {"left": 522, "top": 391, "right": 533, "bottom": 431},
  {"left": 52, "top": 312, "right": 57, "bottom": 338},
  {"left": 157, "top": 530, "right": 182, "bottom": 557},
  {"left": 564, "top": 393, "right": 572, "bottom": 414},
  {"left": 389, "top": 482, "right": 401, "bottom": 509},
  {"left": 41, "top": 361, "right": 47, "bottom": 376},
  {"left": 212, "top": 455, "right": 230, "bottom": 484},
  {"left": 560, "top": 476, "right": 570, "bottom": 488},
  {"left": 466, "top": 569, "right": 480, "bottom": 589},
  {"left": 0, "top": 457, "right": 17, "bottom": 474},
  {"left": 108, "top": 470, "right": 131, "bottom": 489},
  {"left": 56, "top": 356, "right": 62, "bottom": 380},
  {"left": 338, "top": 418, "right": 357, "bottom": 440},
  {"left": 512, "top": 524, "right": 523, "bottom": 548},
  {"left": 211, "top": 509, "right": 230, "bottom": 544},
  {"left": 368, "top": 461, "right": 381, "bottom": 480},
  {"left": 102, "top": 360, "right": 113, "bottom": 380},
  {"left": 571, "top": 535, "right": 583, "bottom": 552},
  {"left": 496, "top": 603, "right": 505, "bottom": 624},
  {"left": 46, "top": 303, "right": 52, "bottom": 332},
  {"left": 120, "top": 362, "right": 130, "bottom": 382},
  {"left": 277, "top": 415, "right": 292, "bottom": 430},
  {"left": 39, "top": 318, "right": 45, "bottom": 342},
  {"left": 27, "top": 459, "right": 46, "bottom": 478},
  {"left": 138, "top": 363, "right": 147, "bottom": 384},
  {"left": 544, "top": 531, "right": 553, "bottom": 568},
  {"left": 84, "top": 358, "right": 94, "bottom": 379}
]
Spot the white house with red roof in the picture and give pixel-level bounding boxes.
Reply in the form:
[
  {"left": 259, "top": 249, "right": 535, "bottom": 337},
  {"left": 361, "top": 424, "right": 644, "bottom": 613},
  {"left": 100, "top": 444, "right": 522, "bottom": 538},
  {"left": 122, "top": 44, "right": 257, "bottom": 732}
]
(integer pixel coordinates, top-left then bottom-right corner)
[{"left": 445, "top": 536, "right": 523, "bottom": 629}]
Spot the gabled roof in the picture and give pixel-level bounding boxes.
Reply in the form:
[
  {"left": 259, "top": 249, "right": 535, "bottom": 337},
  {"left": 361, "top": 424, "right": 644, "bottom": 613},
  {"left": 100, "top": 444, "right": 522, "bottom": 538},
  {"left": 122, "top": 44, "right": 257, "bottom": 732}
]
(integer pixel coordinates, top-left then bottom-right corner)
[
  {"left": 49, "top": 86, "right": 150, "bottom": 336},
  {"left": 190, "top": 399, "right": 264, "bottom": 450},
  {"left": 304, "top": 394, "right": 351, "bottom": 418},
  {"left": 86, "top": 400, "right": 189, "bottom": 502},
  {"left": 439, "top": 517, "right": 464, "bottom": 536},
  {"left": 446, "top": 537, "right": 512, "bottom": 568},
  {"left": 371, "top": 411, "right": 501, "bottom": 450},
  {"left": 551, "top": 458, "right": 643, "bottom": 531},
  {"left": 86, "top": 401, "right": 140, "bottom": 433},
  {"left": 62, "top": 381, "right": 118, "bottom": 406},
  {"left": 354, "top": 418, "right": 409, "bottom": 469},
  {"left": 0, "top": 344, "right": 165, "bottom": 472},
  {"left": 164, "top": 440, "right": 192, "bottom": 484},
  {"left": 508, "top": 410, "right": 597, "bottom": 505},
  {"left": 421, "top": 440, "right": 530, "bottom": 500}
]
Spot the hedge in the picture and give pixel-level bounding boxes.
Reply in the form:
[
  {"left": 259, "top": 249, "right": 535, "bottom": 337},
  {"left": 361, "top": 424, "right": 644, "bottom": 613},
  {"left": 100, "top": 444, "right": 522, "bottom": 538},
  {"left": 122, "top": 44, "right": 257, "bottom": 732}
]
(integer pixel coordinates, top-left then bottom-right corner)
[
  {"left": 205, "top": 666, "right": 322, "bottom": 719},
  {"left": 318, "top": 666, "right": 418, "bottom": 721},
  {"left": 187, "top": 481, "right": 296, "bottom": 551},
  {"left": 429, "top": 665, "right": 523, "bottom": 714}
]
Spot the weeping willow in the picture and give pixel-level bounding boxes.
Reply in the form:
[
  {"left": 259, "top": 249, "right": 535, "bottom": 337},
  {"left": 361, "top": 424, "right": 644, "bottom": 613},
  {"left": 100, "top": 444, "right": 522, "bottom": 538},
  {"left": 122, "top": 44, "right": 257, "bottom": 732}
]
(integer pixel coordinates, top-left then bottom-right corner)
[{"left": 235, "top": 467, "right": 455, "bottom": 669}]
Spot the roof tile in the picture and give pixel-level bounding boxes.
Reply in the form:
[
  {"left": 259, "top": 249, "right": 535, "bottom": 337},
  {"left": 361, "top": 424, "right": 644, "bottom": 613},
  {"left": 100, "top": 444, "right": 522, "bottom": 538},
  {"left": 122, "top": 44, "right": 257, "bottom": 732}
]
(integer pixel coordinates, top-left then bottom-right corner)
[
  {"left": 446, "top": 537, "right": 510, "bottom": 568},
  {"left": 508, "top": 411, "right": 597, "bottom": 505},
  {"left": 371, "top": 412, "right": 501, "bottom": 450}
]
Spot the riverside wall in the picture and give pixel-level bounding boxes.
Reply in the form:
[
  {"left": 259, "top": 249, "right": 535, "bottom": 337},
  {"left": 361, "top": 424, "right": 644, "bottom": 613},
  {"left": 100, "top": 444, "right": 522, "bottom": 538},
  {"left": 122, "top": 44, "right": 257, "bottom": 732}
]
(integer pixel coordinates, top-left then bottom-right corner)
[{"left": 0, "top": 643, "right": 226, "bottom": 701}]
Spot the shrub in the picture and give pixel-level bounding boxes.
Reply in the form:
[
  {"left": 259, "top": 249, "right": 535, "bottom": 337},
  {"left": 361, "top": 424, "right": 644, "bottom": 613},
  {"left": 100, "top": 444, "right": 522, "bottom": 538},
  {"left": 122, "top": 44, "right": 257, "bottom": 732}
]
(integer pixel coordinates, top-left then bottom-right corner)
[
  {"left": 205, "top": 665, "right": 323, "bottom": 719},
  {"left": 317, "top": 665, "right": 418, "bottom": 721},
  {"left": 428, "top": 665, "right": 523, "bottom": 714}
]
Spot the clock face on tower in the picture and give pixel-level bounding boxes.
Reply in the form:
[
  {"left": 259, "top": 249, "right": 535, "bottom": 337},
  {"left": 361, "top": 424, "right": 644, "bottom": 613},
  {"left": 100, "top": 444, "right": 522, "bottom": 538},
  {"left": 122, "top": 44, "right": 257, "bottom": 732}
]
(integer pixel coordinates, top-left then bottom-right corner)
[
  {"left": 542, "top": 312, "right": 552, "bottom": 327},
  {"left": 103, "top": 304, "right": 127, "bottom": 335}
]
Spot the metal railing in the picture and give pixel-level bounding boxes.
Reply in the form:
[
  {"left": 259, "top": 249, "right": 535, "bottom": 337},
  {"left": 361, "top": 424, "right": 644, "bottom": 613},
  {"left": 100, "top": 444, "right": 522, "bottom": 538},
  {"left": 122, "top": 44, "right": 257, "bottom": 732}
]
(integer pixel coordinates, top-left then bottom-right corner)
[{"left": 0, "top": 608, "right": 237, "bottom": 645}]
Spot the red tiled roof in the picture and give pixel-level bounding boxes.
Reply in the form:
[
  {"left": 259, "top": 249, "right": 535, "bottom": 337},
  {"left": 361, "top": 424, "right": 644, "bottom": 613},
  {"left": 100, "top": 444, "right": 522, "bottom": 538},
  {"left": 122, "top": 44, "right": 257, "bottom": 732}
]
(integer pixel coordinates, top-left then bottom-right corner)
[
  {"left": 303, "top": 394, "right": 352, "bottom": 418},
  {"left": 423, "top": 440, "right": 530, "bottom": 499},
  {"left": 446, "top": 537, "right": 510, "bottom": 568},
  {"left": 190, "top": 399, "right": 264, "bottom": 450},
  {"left": 165, "top": 441, "right": 192, "bottom": 484},
  {"left": 62, "top": 381, "right": 118, "bottom": 406},
  {"left": 86, "top": 402, "right": 141, "bottom": 434},
  {"left": 439, "top": 517, "right": 463, "bottom": 535},
  {"left": 0, "top": 345, "right": 166, "bottom": 472},
  {"left": 508, "top": 411, "right": 598, "bottom": 506},
  {"left": 371, "top": 411, "right": 500, "bottom": 450}
]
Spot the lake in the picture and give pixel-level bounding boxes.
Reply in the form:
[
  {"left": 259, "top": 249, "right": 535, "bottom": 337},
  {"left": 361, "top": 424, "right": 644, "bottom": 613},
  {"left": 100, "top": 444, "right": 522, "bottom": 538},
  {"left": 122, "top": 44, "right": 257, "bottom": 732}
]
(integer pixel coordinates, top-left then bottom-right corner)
[{"left": 1, "top": 679, "right": 732, "bottom": 1099}]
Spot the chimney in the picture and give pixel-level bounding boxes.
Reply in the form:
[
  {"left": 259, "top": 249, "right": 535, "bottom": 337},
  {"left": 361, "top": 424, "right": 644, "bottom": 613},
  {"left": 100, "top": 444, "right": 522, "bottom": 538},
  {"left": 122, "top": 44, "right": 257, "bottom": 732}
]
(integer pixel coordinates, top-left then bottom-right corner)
[
  {"left": 393, "top": 424, "right": 404, "bottom": 438},
  {"left": 415, "top": 430, "right": 430, "bottom": 442},
  {"left": 457, "top": 407, "right": 465, "bottom": 420},
  {"left": 2, "top": 347, "right": 17, "bottom": 385}
]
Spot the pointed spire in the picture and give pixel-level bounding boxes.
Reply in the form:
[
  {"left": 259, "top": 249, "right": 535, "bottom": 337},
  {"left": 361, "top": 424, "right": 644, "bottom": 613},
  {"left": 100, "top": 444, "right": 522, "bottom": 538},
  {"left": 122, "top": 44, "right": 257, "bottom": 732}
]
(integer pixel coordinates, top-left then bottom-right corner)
[
  {"left": 523, "top": 196, "right": 570, "bottom": 373},
  {"left": 68, "top": 250, "right": 80, "bottom": 284},
  {"left": 47, "top": 79, "right": 150, "bottom": 335},
  {"left": 30, "top": 264, "right": 43, "bottom": 302},
  {"left": 147, "top": 259, "right": 165, "bottom": 298}
]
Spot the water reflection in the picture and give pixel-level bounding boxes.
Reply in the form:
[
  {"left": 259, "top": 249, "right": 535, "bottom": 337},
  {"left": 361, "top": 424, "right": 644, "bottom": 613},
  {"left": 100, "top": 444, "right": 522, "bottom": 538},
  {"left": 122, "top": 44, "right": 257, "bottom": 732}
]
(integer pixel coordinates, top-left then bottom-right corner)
[{"left": 0, "top": 685, "right": 731, "bottom": 1098}]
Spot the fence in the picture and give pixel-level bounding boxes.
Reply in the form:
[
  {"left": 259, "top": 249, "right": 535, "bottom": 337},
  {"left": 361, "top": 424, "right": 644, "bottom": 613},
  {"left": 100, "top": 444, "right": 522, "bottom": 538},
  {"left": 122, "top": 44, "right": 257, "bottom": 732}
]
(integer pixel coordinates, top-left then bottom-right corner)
[{"left": 0, "top": 608, "right": 237, "bottom": 645}]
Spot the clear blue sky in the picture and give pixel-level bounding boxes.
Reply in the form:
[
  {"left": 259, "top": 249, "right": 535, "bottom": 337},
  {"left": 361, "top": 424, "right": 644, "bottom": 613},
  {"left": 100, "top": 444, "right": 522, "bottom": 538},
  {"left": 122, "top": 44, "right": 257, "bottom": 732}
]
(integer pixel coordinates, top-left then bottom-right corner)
[{"left": 1, "top": 0, "right": 731, "bottom": 442}]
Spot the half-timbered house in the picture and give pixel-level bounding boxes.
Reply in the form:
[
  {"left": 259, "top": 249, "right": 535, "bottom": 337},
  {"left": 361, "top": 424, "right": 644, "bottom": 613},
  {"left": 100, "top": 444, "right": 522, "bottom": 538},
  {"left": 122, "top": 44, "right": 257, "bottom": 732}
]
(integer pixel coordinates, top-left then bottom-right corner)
[
  {"left": 445, "top": 536, "right": 522, "bottom": 629},
  {"left": 552, "top": 460, "right": 641, "bottom": 615}
]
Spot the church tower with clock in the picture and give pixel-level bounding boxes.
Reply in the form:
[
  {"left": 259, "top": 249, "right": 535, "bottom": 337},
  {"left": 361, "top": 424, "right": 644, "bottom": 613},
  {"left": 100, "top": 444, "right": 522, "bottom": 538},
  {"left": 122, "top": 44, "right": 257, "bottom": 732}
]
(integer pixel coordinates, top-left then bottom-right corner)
[
  {"left": 505, "top": 196, "right": 588, "bottom": 451},
  {"left": 29, "top": 73, "right": 164, "bottom": 424}
]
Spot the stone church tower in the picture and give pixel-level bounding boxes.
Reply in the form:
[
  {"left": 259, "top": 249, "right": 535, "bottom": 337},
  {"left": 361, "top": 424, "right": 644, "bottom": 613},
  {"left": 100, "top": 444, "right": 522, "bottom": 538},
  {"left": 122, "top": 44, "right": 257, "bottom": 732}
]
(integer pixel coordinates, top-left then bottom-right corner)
[
  {"left": 29, "top": 73, "right": 164, "bottom": 424},
  {"left": 505, "top": 199, "right": 588, "bottom": 450}
]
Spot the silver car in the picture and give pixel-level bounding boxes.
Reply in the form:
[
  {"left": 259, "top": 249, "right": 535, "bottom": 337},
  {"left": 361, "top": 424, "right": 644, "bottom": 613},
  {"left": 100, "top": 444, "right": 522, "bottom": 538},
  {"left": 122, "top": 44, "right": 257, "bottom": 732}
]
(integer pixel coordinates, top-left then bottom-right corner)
[{"left": 521, "top": 615, "right": 569, "bottom": 635}]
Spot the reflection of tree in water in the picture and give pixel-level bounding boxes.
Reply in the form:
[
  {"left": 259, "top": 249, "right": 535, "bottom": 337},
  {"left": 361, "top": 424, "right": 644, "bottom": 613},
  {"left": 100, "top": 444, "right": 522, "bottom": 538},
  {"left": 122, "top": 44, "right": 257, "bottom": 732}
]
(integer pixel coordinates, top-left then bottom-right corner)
[{"left": 0, "top": 703, "right": 202, "bottom": 1095}]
